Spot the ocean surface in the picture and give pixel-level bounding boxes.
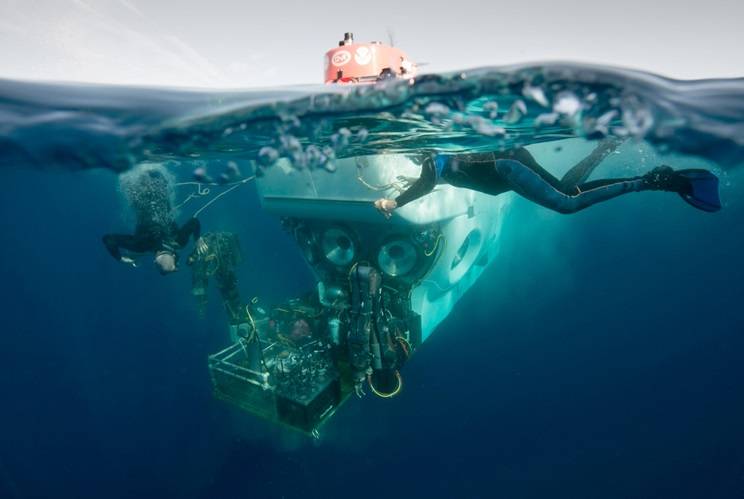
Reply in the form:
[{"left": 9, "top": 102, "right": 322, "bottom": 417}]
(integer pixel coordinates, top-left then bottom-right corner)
[{"left": 1, "top": 63, "right": 744, "bottom": 498}]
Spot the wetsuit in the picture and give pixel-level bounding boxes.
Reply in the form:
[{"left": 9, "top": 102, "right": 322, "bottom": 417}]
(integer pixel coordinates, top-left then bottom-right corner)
[
  {"left": 396, "top": 142, "right": 651, "bottom": 214},
  {"left": 102, "top": 218, "right": 201, "bottom": 261}
]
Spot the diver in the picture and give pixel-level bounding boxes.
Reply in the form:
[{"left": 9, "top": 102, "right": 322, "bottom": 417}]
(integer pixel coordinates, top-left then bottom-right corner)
[
  {"left": 102, "top": 165, "right": 205, "bottom": 274},
  {"left": 373, "top": 139, "right": 722, "bottom": 217},
  {"left": 187, "top": 231, "right": 252, "bottom": 335}
]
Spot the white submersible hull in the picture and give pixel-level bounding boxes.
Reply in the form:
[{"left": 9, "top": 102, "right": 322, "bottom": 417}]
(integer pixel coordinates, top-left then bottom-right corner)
[{"left": 208, "top": 155, "right": 509, "bottom": 435}]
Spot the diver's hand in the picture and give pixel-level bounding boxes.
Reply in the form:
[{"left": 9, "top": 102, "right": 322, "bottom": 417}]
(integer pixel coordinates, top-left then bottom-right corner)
[
  {"left": 120, "top": 256, "right": 137, "bottom": 267},
  {"left": 374, "top": 198, "right": 397, "bottom": 219},
  {"left": 354, "top": 382, "right": 366, "bottom": 398},
  {"left": 196, "top": 237, "right": 208, "bottom": 256}
]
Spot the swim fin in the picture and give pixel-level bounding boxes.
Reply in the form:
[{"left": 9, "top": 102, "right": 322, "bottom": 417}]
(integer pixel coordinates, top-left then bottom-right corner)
[{"left": 677, "top": 169, "right": 721, "bottom": 212}]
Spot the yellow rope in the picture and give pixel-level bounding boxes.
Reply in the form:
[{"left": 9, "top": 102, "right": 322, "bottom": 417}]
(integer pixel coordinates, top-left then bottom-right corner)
[
  {"left": 424, "top": 233, "right": 444, "bottom": 257},
  {"left": 367, "top": 370, "right": 403, "bottom": 398}
]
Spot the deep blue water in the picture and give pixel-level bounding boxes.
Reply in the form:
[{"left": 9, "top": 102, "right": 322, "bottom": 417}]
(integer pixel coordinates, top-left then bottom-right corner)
[{"left": 2, "top": 64, "right": 744, "bottom": 498}]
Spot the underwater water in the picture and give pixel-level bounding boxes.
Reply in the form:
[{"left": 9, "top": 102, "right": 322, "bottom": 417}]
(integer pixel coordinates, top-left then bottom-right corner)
[{"left": 1, "top": 63, "right": 744, "bottom": 498}]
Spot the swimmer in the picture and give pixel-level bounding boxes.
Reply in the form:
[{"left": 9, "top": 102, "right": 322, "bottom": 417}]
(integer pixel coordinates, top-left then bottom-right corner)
[{"left": 374, "top": 139, "right": 721, "bottom": 217}]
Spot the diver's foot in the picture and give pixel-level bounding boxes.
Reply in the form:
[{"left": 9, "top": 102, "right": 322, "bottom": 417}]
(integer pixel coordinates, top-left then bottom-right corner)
[
  {"left": 642, "top": 165, "right": 681, "bottom": 190},
  {"left": 643, "top": 165, "right": 721, "bottom": 212}
]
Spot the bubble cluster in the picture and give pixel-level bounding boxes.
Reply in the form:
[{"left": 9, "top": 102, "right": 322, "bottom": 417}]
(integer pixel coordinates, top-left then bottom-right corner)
[
  {"left": 254, "top": 117, "right": 374, "bottom": 174},
  {"left": 119, "top": 163, "right": 177, "bottom": 226}
]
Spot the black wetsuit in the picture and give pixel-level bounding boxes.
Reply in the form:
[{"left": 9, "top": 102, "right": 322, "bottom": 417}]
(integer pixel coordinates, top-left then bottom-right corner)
[
  {"left": 396, "top": 143, "right": 650, "bottom": 214},
  {"left": 103, "top": 218, "right": 201, "bottom": 261}
]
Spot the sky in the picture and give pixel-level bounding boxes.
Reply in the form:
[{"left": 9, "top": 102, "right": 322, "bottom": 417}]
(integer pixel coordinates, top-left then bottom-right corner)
[{"left": 0, "top": 0, "right": 743, "bottom": 88}]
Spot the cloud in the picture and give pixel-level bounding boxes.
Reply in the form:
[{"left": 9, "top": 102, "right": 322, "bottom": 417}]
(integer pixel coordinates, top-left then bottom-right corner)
[{"left": 0, "top": 0, "right": 260, "bottom": 88}]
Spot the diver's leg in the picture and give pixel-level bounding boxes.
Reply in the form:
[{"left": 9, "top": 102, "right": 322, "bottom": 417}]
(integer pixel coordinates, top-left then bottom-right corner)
[
  {"left": 502, "top": 140, "right": 623, "bottom": 191},
  {"left": 175, "top": 218, "right": 201, "bottom": 247},
  {"left": 559, "top": 137, "right": 625, "bottom": 188},
  {"left": 216, "top": 269, "right": 244, "bottom": 324},
  {"left": 497, "top": 148, "right": 565, "bottom": 191},
  {"left": 191, "top": 263, "right": 210, "bottom": 317},
  {"left": 494, "top": 159, "right": 646, "bottom": 214},
  {"left": 102, "top": 234, "right": 150, "bottom": 260}
]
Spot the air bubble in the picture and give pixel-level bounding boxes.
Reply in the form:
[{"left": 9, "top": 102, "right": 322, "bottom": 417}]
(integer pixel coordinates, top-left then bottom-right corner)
[
  {"left": 280, "top": 135, "right": 302, "bottom": 154},
  {"left": 330, "top": 128, "right": 351, "bottom": 150},
  {"left": 535, "top": 113, "right": 559, "bottom": 127},
  {"left": 221, "top": 161, "right": 241, "bottom": 181},
  {"left": 553, "top": 92, "right": 582, "bottom": 116},
  {"left": 356, "top": 128, "right": 369, "bottom": 142},
  {"left": 585, "top": 110, "right": 618, "bottom": 136},
  {"left": 304, "top": 145, "right": 325, "bottom": 168},
  {"left": 468, "top": 116, "right": 506, "bottom": 137},
  {"left": 192, "top": 167, "right": 212, "bottom": 183},
  {"left": 258, "top": 146, "right": 279, "bottom": 166},
  {"left": 622, "top": 105, "right": 653, "bottom": 138},
  {"left": 504, "top": 100, "right": 527, "bottom": 124},
  {"left": 483, "top": 101, "right": 499, "bottom": 119},
  {"left": 425, "top": 103, "right": 450, "bottom": 117},
  {"left": 522, "top": 85, "right": 549, "bottom": 107}
]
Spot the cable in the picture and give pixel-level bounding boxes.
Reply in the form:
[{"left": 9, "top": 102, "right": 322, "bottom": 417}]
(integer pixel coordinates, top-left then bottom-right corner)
[
  {"left": 192, "top": 176, "right": 256, "bottom": 218},
  {"left": 424, "top": 233, "right": 444, "bottom": 257},
  {"left": 367, "top": 370, "right": 403, "bottom": 398},
  {"left": 174, "top": 175, "right": 257, "bottom": 213},
  {"left": 355, "top": 158, "right": 410, "bottom": 193},
  {"left": 174, "top": 183, "right": 211, "bottom": 211}
]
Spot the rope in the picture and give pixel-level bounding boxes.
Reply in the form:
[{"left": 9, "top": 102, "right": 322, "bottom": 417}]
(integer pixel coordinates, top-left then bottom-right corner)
[
  {"left": 191, "top": 176, "right": 256, "bottom": 218},
  {"left": 424, "top": 233, "right": 444, "bottom": 257},
  {"left": 355, "top": 158, "right": 410, "bottom": 193},
  {"left": 174, "top": 176, "right": 258, "bottom": 212},
  {"left": 174, "top": 183, "right": 211, "bottom": 211},
  {"left": 175, "top": 179, "right": 247, "bottom": 187}
]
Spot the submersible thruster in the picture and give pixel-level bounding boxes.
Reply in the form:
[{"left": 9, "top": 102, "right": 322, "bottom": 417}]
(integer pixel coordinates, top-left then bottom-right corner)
[{"left": 207, "top": 34, "right": 508, "bottom": 436}]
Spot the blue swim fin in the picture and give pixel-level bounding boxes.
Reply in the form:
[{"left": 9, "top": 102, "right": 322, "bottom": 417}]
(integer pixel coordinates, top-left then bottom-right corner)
[{"left": 677, "top": 169, "right": 721, "bottom": 212}]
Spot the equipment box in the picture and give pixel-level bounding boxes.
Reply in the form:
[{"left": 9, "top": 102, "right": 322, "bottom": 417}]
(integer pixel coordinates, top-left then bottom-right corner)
[{"left": 208, "top": 335, "right": 343, "bottom": 435}]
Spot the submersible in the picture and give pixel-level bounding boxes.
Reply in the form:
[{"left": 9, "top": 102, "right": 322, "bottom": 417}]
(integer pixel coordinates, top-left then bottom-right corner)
[{"left": 207, "top": 34, "right": 508, "bottom": 436}]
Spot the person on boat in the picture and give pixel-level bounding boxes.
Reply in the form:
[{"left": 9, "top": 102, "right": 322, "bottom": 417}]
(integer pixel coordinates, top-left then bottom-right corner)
[
  {"left": 102, "top": 165, "right": 206, "bottom": 274},
  {"left": 373, "top": 139, "right": 721, "bottom": 217}
]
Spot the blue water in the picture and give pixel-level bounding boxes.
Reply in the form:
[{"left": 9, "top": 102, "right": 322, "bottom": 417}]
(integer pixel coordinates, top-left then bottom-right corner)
[{"left": 1, "top": 64, "right": 744, "bottom": 498}]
